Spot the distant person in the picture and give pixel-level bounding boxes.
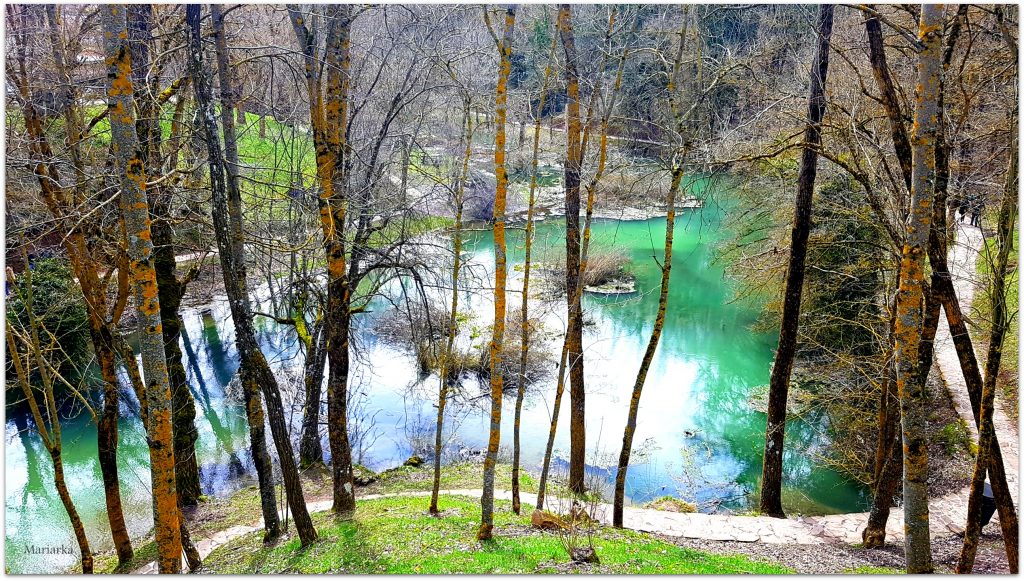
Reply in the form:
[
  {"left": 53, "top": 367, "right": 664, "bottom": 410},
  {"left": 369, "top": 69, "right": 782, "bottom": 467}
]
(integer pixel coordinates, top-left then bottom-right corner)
[
  {"left": 959, "top": 203, "right": 968, "bottom": 223},
  {"left": 971, "top": 202, "right": 983, "bottom": 227}
]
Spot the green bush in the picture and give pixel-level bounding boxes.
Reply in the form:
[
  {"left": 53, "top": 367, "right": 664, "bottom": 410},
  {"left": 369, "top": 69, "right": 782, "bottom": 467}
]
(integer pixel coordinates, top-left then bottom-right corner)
[{"left": 6, "top": 258, "right": 91, "bottom": 387}]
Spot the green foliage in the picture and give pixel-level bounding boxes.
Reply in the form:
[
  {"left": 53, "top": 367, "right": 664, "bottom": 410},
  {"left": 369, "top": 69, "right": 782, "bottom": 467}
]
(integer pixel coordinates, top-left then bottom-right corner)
[
  {"left": 6, "top": 258, "right": 91, "bottom": 384},
  {"left": 202, "top": 495, "right": 792, "bottom": 574},
  {"left": 936, "top": 419, "right": 973, "bottom": 456},
  {"left": 801, "top": 176, "right": 887, "bottom": 356}
]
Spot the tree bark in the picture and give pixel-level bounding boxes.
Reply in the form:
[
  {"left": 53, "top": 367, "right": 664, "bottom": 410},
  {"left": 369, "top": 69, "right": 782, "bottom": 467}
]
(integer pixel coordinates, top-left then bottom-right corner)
[
  {"left": 103, "top": 5, "right": 183, "bottom": 571},
  {"left": 126, "top": 3, "right": 203, "bottom": 510},
  {"left": 894, "top": 6, "right": 943, "bottom": 572},
  {"left": 759, "top": 3, "right": 833, "bottom": 519},
  {"left": 864, "top": 11, "right": 912, "bottom": 193},
  {"left": 512, "top": 28, "right": 557, "bottom": 516},
  {"left": 287, "top": 4, "right": 360, "bottom": 518},
  {"left": 478, "top": 4, "right": 516, "bottom": 541},
  {"left": 299, "top": 320, "right": 327, "bottom": 468},
  {"left": 193, "top": 3, "right": 318, "bottom": 547},
  {"left": 431, "top": 100, "right": 473, "bottom": 516},
  {"left": 557, "top": 4, "right": 587, "bottom": 497},
  {"left": 957, "top": 120, "right": 1019, "bottom": 574}
]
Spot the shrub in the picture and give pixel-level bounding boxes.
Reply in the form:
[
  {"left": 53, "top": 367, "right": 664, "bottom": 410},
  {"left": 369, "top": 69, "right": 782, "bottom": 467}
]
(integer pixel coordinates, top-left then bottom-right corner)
[{"left": 6, "top": 258, "right": 90, "bottom": 387}]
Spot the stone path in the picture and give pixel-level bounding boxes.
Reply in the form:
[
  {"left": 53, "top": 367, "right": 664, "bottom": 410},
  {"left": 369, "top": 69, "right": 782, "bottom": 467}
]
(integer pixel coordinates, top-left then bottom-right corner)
[
  {"left": 934, "top": 222, "right": 1019, "bottom": 483},
  {"left": 131, "top": 222, "right": 1018, "bottom": 574}
]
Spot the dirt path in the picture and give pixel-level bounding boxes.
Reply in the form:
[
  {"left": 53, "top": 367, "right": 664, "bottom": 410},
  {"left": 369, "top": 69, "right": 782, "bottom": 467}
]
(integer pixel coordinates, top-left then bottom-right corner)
[{"left": 131, "top": 222, "right": 1017, "bottom": 574}]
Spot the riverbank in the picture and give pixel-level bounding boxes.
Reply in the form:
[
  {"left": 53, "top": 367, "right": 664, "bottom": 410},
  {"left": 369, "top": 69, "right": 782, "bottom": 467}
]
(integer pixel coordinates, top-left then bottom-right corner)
[
  {"left": 79, "top": 462, "right": 789, "bottom": 574},
  {"left": 87, "top": 460, "right": 1014, "bottom": 575}
]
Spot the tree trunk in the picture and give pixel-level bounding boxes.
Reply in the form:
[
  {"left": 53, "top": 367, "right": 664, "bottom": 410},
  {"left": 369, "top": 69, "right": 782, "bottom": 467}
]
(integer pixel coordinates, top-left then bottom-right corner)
[
  {"left": 92, "top": 332, "right": 134, "bottom": 564},
  {"left": 193, "top": 4, "right": 317, "bottom": 547},
  {"left": 557, "top": 4, "right": 587, "bottom": 497},
  {"left": 894, "top": 7, "right": 942, "bottom": 572},
  {"left": 512, "top": 29, "right": 557, "bottom": 517},
  {"left": 431, "top": 101, "right": 473, "bottom": 516},
  {"left": 759, "top": 3, "right": 833, "bottom": 519},
  {"left": 299, "top": 323, "right": 327, "bottom": 468},
  {"left": 7, "top": 309, "right": 94, "bottom": 574},
  {"left": 864, "top": 13, "right": 912, "bottom": 193},
  {"left": 103, "top": 5, "right": 182, "bottom": 572},
  {"left": 614, "top": 164, "right": 682, "bottom": 526},
  {"left": 189, "top": 5, "right": 283, "bottom": 542},
  {"left": 287, "top": 4, "right": 360, "bottom": 519},
  {"left": 958, "top": 122, "right": 1019, "bottom": 573},
  {"left": 126, "top": 3, "right": 203, "bottom": 510},
  {"left": 611, "top": 10, "right": 681, "bottom": 526},
  {"left": 478, "top": 5, "right": 516, "bottom": 542}
]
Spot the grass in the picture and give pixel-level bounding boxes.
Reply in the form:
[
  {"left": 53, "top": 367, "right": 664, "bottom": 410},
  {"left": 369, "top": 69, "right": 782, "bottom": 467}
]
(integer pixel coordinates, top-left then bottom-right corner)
[
  {"left": 361, "top": 461, "right": 540, "bottom": 496},
  {"left": 936, "top": 418, "right": 973, "bottom": 456},
  {"left": 89, "top": 541, "right": 159, "bottom": 574},
  {"left": 201, "top": 495, "right": 792, "bottom": 574}
]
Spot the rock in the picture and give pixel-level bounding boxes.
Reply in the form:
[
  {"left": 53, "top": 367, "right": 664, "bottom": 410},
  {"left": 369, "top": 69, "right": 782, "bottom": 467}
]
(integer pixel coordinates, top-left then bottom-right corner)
[
  {"left": 353, "top": 464, "right": 378, "bottom": 486},
  {"left": 584, "top": 278, "right": 637, "bottom": 296},
  {"left": 531, "top": 509, "right": 569, "bottom": 531},
  {"left": 570, "top": 546, "right": 600, "bottom": 564},
  {"left": 644, "top": 496, "right": 697, "bottom": 513},
  {"left": 403, "top": 455, "right": 424, "bottom": 468}
]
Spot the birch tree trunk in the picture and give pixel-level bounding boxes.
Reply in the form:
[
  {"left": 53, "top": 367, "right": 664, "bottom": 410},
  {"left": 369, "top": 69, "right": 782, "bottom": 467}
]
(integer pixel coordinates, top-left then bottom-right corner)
[
  {"left": 103, "top": 5, "right": 182, "bottom": 571},
  {"left": 759, "top": 3, "right": 833, "bottom": 519}
]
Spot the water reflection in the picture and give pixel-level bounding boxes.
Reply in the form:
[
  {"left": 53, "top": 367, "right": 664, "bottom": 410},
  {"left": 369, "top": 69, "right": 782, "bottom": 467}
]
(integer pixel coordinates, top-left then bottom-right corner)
[{"left": 5, "top": 212, "right": 867, "bottom": 573}]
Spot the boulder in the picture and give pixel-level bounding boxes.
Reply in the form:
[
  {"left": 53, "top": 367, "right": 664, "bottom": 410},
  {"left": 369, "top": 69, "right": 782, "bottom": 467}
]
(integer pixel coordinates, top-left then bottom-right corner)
[{"left": 570, "top": 546, "right": 600, "bottom": 564}]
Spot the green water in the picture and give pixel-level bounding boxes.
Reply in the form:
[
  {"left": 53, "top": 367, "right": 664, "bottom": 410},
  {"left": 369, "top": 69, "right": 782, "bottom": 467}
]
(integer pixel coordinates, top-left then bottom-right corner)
[{"left": 4, "top": 207, "right": 868, "bottom": 574}]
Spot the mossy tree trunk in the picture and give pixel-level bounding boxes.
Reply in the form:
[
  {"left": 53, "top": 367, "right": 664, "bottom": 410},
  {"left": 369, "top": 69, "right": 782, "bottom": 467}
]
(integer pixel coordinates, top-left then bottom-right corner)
[
  {"left": 103, "top": 5, "right": 183, "bottom": 571},
  {"left": 478, "top": 4, "right": 516, "bottom": 542},
  {"left": 125, "top": 3, "right": 202, "bottom": 510},
  {"left": 894, "top": 6, "right": 943, "bottom": 572},
  {"left": 288, "top": 4, "right": 359, "bottom": 518}
]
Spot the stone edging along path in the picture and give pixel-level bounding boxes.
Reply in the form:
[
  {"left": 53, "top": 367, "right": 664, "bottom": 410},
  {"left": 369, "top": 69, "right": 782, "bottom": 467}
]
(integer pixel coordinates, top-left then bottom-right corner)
[{"left": 132, "top": 222, "right": 1018, "bottom": 574}]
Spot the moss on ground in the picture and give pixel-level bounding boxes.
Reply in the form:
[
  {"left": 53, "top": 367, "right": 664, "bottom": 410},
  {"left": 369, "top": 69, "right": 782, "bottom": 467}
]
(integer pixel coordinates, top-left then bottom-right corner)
[{"left": 200, "top": 495, "right": 793, "bottom": 574}]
